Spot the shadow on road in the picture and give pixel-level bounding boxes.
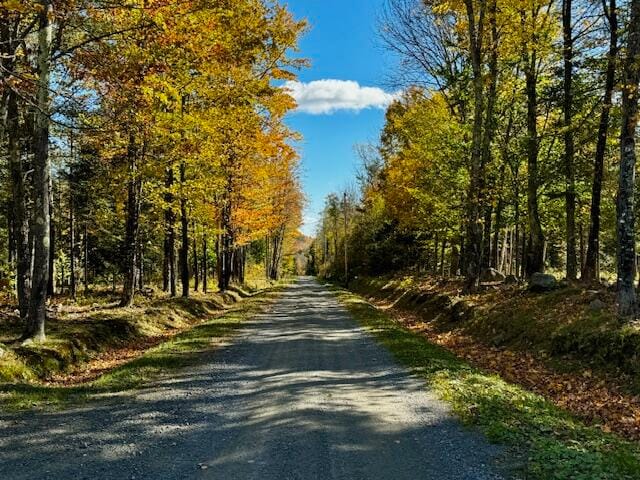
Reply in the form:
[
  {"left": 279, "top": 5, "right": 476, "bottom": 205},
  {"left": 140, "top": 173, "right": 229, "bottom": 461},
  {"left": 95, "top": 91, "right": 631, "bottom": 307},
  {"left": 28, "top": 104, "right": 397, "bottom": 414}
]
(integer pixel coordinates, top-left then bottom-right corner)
[{"left": 0, "top": 278, "right": 505, "bottom": 480}]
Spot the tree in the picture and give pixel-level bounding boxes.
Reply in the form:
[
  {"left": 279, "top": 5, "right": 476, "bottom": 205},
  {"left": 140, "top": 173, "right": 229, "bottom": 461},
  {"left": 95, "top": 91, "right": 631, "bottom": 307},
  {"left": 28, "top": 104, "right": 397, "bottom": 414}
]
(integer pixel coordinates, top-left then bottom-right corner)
[
  {"left": 616, "top": 0, "right": 640, "bottom": 316},
  {"left": 583, "top": 0, "right": 618, "bottom": 282}
]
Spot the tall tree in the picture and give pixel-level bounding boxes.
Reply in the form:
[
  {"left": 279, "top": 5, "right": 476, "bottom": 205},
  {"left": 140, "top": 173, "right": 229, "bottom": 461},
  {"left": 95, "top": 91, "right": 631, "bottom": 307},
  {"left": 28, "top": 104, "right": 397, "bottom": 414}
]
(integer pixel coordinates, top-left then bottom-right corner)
[
  {"left": 583, "top": 0, "right": 618, "bottom": 282},
  {"left": 462, "top": 0, "right": 487, "bottom": 292},
  {"left": 616, "top": 0, "right": 640, "bottom": 316},
  {"left": 25, "top": 0, "right": 54, "bottom": 340},
  {"left": 563, "top": 0, "right": 577, "bottom": 281}
]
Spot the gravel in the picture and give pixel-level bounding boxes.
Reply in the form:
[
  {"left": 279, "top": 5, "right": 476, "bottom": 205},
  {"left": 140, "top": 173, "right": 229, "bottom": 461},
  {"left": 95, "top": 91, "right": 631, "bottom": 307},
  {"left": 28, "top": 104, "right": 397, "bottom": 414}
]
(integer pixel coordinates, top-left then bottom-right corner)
[{"left": 0, "top": 278, "right": 508, "bottom": 479}]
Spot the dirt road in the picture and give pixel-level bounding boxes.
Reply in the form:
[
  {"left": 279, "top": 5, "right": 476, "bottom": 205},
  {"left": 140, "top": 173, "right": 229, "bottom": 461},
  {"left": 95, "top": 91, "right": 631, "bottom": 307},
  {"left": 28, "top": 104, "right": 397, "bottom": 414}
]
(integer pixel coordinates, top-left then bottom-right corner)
[{"left": 0, "top": 278, "right": 506, "bottom": 479}]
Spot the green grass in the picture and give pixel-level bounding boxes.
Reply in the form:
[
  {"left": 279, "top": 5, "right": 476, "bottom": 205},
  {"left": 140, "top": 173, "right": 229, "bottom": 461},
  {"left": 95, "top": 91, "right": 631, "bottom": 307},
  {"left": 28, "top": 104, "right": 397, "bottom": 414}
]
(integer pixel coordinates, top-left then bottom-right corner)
[
  {"left": 0, "top": 288, "right": 279, "bottom": 411},
  {"left": 334, "top": 287, "right": 640, "bottom": 480}
]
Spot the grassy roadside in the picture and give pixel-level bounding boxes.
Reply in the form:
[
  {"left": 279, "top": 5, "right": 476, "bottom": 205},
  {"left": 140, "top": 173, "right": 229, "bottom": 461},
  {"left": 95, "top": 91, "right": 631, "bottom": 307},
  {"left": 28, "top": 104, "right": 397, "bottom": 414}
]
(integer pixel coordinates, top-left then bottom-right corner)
[
  {"left": 333, "top": 286, "right": 640, "bottom": 480},
  {"left": 0, "top": 286, "right": 281, "bottom": 411}
]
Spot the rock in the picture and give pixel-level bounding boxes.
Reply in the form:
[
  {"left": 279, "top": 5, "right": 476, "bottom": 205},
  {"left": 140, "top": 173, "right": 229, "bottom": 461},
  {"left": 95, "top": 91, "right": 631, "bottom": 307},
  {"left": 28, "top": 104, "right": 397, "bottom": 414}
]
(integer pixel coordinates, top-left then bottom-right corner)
[
  {"left": 20, "top": 338, "right": 34, "bottom": 347},
  {"left": 589, "top": 299, "right": 607, "bottom": 311},
  {"left": 451, "top": 298, "right": 474, "bottom": 321},
  {"left": 0, "top": 345, "right": 7, "bottom": 358},
  {"left": 480, "top": 268, "right": 505, "bottom": 283},
  {"left": 504, "top": 275, "right": 518, "bottom": 285},
  {"left": 528, "top": 273, "right": 557, "bottom": 292},
  {"left": 12, "top": 309, "right": 20, "bottom": 317}
]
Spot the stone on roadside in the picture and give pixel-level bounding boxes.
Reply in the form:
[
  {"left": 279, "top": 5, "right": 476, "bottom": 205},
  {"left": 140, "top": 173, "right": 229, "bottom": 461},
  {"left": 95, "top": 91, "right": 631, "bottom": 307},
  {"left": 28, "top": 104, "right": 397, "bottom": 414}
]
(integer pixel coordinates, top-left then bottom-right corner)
[{"left": 528, "top": 273, "right": 557, "bottom": 292}]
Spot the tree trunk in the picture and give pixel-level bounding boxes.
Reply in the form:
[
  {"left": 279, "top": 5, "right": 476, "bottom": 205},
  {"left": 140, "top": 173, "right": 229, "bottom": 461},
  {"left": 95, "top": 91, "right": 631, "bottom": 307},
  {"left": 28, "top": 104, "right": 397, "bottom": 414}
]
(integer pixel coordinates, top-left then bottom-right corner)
[
  {"left": 163, "top": 167, "right": 175, "bottom": 294},
  {"left": 563, "top": 0, "right": 577, "bottom": 281},
  {"left": 7, "top": 90, "right": 30, "bottom": 320},
  {"left": 69, "top": 172, "right": 76, "bottom": 300},
  {"left": 481, "top": 0, "right": 499, "bottom": 273},
  {"left": 238, "top": 247, "right": 245, "bottom": 284},
  {"left": 481, "top": 206, "right": 492, "bottom": 270},
  {"left": 463, "top": 0, "right": 488, "bottom": 292},
  {"left": 492, "top": 198, "right": 503, "bottom": 269},
  {"left": 180, "top": 162, "right": 189, "bottom": 298},
  {"left": 584, "top": 0, "right": 618, "bottom": 282},
  {"left": 216, "top": 229, "right": 223, "bottom": 290},
  {"left": 524, "top": 51, "right": 545, "bottom": 276},
  {"left": 193, "top": 224, "right": 199, "bottom": 292},
  {"left": 202, "top": 233, "right": 208, "bottom": 294},
  {"left": 47, "top": 174, "right": 55, "bottom": 297},
  {"left": 83, "top": 222, "right": 89, "bottom": 292},
  {"left": 219, "top": 201, "right": 232, "bottom": 291},
  {"left": 579, "top": 221, "right": 585, "bottom": 271},
  {"left": 617, "top": 0, "right": 640, "bottom": 316},
  {"left": 343, "top": 192, "right": 349, "bottom": 284},
  {"left": 25, "top": 0, "right": 53, "bottom": 341},
  {"left": 137, "top": 239, "right": 144, "bottom": 291},
  {"left": 7, "top": 202, "right": 15, "bottom": 267},
  {"left": 165, "top": 167, "right": 176, "bottom": 296},
  {"left": 433, "top": 233, "right": 439, "bottom": 273},
  {"left": 119, "top": 135, "right": 142, "bottom": 308}
]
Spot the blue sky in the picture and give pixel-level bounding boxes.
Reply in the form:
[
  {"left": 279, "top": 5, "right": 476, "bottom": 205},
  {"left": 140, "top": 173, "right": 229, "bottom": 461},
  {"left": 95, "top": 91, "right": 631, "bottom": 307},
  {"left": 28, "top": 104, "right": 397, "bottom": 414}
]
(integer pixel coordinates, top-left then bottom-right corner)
[{"left": 283, "top": 0, "right": 396, "bottom": 236}]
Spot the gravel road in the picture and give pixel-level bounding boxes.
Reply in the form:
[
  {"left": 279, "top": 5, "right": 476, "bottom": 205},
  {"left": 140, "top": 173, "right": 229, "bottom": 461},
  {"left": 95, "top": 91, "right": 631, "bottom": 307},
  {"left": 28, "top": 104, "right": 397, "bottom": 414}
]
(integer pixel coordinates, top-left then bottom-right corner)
[{"left": 0, "top": 278, "right": 508, "bottom": 479}]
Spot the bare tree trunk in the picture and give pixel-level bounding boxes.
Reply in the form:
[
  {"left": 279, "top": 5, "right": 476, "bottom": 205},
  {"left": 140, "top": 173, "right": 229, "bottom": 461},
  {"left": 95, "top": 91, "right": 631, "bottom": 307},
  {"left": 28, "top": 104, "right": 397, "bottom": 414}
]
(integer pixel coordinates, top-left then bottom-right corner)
[
  {"left": 163, "top": 166, "right": 173, "bottom": 293},
  {"left": 83, "top": 222, "right": 88, "bottom": 292},
  {"left": 7, "top": 90, "right": 30, "bottom": 320},
  {"left": 216, "top": 228, "right": 223, "bottom": 290},
  {"left": 47, "top": 174, "right": 55, "bottom": 297},
  {"left": 463, "top": 0, "right": 486, "bottom": 292},
  {"left": 264, "top": 234, "right": 270, "bottom": 279},
  {"left": 25, "top": 0, "right": 53, "bottom": 341},
  {"left": 524, "top": 49, "right": 545, "bottom": 276},
  {"left": 120, "top": 135, "right": 142, "bottom": 308},
  {"left": 69, "top": 170, "right": 76, "bottom": 300},
  {"left": 343, "top": 192, "right": 349, "bottom": 285},
  {"left": 193, "top": 223, "right": 199, "bottom": 292},
  {"left": 617, "top": 0, "right": 640, "bottom": 316},
  {"left": 219, "top": 200, "right": 232, "bottom": 291},
  {"left": 584, "top": 0, "right": 618, "bottom": 282},
  {"left": 492, "top": 199, "right": 503, "bottom": 269},
  {"left": 137, "top": 238, "right": 144, "bottom": 291},
  {"left": 499, "top": 228, "right": 509, "bottom": 272},
  {"left": 202, "top": 233, "right": 208, "bottom": 294},
  {"left": 563, "top": 0, "right": 577, "bottom": 281},
  {"left": 481, "top": 206, "right": 492, "bottom": 270},
  {"left": 180, "top": 161, "right": 189, "bottom": 298},
  {"left": 579, "top": 221, "right": 584, "bottom": 271}
]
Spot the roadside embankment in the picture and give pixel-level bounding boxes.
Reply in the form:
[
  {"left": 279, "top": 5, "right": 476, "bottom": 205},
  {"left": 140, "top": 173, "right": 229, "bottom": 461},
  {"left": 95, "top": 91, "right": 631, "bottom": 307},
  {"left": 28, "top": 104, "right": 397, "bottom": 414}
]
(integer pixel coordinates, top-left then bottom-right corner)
[{"left": 347, "top": 276, "right": 640, "bottom": 441}]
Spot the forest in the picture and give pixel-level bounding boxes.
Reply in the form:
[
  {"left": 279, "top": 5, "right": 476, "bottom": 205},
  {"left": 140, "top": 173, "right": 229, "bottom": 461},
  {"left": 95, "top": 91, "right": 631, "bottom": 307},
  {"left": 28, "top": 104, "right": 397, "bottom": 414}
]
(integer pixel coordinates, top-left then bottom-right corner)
[
  {"left": 313, "top": 0, "right": 640, "bottom": 317},
  {"left": 3, "top": 1, "right": 640, "bottom": 478},
  {"left": 0, "top": 0, "right": 305, "bottom": 342}
]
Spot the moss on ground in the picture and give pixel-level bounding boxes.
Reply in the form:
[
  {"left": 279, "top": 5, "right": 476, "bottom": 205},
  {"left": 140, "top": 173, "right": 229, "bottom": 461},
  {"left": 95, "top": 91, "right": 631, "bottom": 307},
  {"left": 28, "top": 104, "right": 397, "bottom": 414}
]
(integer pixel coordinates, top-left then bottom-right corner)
[
  {"left": 334, "top": 286, "right": 640, "bottom": 480},
  {"left": 349, "top": 276, "right": 640, "bottom": 377}
]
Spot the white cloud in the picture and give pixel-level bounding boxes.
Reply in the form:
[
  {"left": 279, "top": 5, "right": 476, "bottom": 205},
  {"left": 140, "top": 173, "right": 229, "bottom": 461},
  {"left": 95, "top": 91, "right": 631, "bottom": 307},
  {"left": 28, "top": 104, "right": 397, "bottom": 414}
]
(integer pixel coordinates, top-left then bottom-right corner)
[{"left": 283, "top": 79, "right": 398, "bottom": 115}]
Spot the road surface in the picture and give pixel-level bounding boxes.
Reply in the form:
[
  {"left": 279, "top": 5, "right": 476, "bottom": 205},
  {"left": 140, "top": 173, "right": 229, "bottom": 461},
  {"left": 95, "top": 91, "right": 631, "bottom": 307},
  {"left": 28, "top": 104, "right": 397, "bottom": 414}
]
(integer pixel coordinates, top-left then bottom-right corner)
[{"left": 0, "top": 278, "right": 507, "bottom": 479}]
